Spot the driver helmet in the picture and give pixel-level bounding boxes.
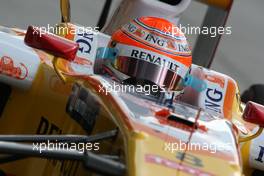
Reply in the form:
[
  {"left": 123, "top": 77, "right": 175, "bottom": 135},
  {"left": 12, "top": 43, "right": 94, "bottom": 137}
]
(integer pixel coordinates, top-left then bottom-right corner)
[{"left": 109, "top": 16, "right": 192, "bottom": 90}]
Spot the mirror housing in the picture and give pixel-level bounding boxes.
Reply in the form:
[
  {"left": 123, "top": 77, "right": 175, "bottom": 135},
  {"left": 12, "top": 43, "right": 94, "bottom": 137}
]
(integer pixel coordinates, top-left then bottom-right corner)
[
  {"left": 24, "top": 26, "right": 78, "bottom": 61},
  {"left": 238, "top": 101, "right": 264, "bottom": 143},
  {"left": 243, "top": 101, "right": 264, "bottom": 127}
]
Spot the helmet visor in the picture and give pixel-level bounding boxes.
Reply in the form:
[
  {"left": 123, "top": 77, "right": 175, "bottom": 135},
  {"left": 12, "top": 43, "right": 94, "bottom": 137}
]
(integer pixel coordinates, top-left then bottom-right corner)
[{"left": 97, "top": 43, "right": 189, "bottom": 90}]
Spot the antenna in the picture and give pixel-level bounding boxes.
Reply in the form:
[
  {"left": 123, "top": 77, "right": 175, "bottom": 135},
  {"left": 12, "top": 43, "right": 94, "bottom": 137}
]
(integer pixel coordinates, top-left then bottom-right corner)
[{"left": 60, "top": 0, "right": 71, "bottom": 23}]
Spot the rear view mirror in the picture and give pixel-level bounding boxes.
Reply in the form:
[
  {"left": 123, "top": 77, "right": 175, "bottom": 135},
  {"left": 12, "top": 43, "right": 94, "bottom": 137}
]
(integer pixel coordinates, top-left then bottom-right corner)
[
  {"left": 239, "top": 101, "right": 264, "bottom": 142},
  {"left": 243, "top": 101, "right": 264, "bottom": 127},
  {"left": 24, "top": 26, "right": 78, "bottom": 61}
]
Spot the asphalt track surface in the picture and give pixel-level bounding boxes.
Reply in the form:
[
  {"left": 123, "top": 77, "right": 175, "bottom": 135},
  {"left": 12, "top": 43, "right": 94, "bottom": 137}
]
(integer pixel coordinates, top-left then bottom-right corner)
[{"left": 0, "top": 0, "right": 263, "bottom": 91}]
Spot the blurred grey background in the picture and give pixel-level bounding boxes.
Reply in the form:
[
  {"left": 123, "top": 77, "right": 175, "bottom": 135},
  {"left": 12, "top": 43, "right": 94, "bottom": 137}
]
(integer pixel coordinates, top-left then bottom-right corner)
[{"left": 0, "top": 0, "right": 263, "bottom": 91}]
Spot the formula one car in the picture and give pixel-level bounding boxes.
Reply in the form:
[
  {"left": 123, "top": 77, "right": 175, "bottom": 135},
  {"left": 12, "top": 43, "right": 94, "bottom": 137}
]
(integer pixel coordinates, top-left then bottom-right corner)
[{"left": 0, "top": 0, "right": 264, "bottom": 176}]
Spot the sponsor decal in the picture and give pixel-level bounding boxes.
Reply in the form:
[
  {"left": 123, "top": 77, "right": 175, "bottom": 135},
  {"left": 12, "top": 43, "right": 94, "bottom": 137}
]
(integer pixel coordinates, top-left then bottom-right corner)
[
  {"left": 249, "top": 128, "right": 264, "bottom": 170},
  {"left": 130, "top": 49, "right": 179, "bottom": 72},
  {"left": 122, "top": 22, "right": 191, "bottom": 56},
  {"left": 145, "top": 154, "right": 213, "bottom": 176},
  {"left": 0, "top": 31, "right": 40, "bottom": 90},
  {"left": 255, "top": 146, "right": 264, "bottom": 163},
  {"left": 204, "top": 87, "right": 223, "bottom": 114},
  {"left": 0, "top": 56, "right": 28, "bottom": 80},
  {"left": 134, "top": 18, "right": 185, "bottom": 40},
  {"left": 180, "top": 65, "right": 229, "bottom": 116},
  {"left": 76, "top": 32, "right": 94, "bottom": 57},
  {"left": 36, "top": 117, "right": 78, "bottom": 176},
  {"left": 69, "top": 28, "right": 99, "bottom": 75},
  {"left": 193, "top": 67, "right": 227, "bottom": 115},
  {"left": 36, "top": 116, "right": 62, "bottom": 135}
]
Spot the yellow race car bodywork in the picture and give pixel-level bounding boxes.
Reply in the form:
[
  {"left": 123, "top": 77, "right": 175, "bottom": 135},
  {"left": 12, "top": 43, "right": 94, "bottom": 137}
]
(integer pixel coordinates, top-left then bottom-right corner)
[{"left": 0, "top": 24, "right": 261, "bottom": 176}]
